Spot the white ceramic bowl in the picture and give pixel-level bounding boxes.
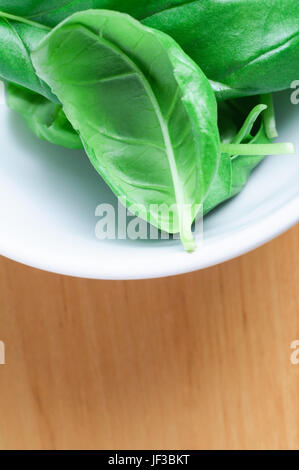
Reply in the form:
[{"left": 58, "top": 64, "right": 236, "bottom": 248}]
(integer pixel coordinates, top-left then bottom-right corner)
[{"left": 0, "top": 90, "right": 298, "bottom": 279}]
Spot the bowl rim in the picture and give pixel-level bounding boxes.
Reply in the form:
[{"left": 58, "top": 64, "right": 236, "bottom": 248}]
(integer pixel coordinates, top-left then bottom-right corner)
[{"left": 1, "top": 193, "right": 299, "bottom": 280}]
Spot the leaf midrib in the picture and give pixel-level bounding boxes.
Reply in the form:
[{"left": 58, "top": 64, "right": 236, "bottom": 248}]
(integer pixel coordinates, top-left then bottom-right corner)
[
  {"left": 1, "top": 17, "right": 49, "bottom": 95},
  {"left": 220, "top": 31, "right": 299, "bottom": 80},
  {"left": 139, "top": 0, "right": 199, "bottom": 21},
  {"left": 27, "top": 0, "right": 78, "bottom": 20},
  {"left": 78, "top": 26, "right": 187, "bottom": 218}
]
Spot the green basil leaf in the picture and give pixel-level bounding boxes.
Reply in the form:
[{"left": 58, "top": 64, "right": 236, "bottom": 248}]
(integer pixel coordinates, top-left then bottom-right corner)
[
  {"left": 0, "top": 14, "right": 56, "bottom": 101},
  {"left": 2, "top": 1, "right": 298, "bottom": 97},
  {"left": 203, "top": 151, "right": 232, "bottom": 216},
  {"left": 6, "top": 82, "right": 82, "bottom": 149},
  {"left": 0, "top": 1, "right": 175, "bottom": 25},
  {"left": 31, "top": 10, "right": 220, "bottom": 251},
  {"left": 144, "top": 0, "right": 299, "bottom": 98}
]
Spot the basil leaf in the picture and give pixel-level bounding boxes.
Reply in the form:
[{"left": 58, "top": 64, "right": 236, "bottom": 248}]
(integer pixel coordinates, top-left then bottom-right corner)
[
  {"left": 144, "top": 0, "right": 299, "bottom": 98},
  {"left": 6, "top": 82, "right": 82, "bottom": 149},
  {"left": 0, "top": 14, "right": 56, "bottom": 101},
  {"left": 32, "top": 10, "right": 220, "bottom": 251},
  {"left": 0, "top": 1, "right": 177, "bottom": 25},
  {"left": 2, "top": 1, "right": 298, "bottom": 97}
]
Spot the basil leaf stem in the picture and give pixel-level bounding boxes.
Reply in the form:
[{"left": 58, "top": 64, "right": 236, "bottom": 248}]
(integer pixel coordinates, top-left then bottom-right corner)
[
  {"left": 220, "top": 143, "right": 295, "bottom": 156},
  {"left": 260, "top": 94, "right": 278, "bottom": 139}
]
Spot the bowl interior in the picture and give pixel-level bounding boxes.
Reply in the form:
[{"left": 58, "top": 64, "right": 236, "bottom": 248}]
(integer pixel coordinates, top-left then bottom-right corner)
[{"left": 0, "top": 90, "right": 298, "bottom": 279}]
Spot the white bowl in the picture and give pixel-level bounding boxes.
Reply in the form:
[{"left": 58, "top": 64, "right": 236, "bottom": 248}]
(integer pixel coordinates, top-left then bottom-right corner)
[{"left": 0, "top": 90, "right": 298, "bottom": 279}]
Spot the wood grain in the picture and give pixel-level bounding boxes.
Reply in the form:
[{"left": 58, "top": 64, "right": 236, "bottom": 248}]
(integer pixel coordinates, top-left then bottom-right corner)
[{"left": 0, "top": 225, "right": 298, "bottom": 450}]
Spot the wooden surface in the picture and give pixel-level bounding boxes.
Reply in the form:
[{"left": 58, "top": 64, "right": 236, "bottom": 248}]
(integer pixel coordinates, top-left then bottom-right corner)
[{"left": 0, "top": 225, "right": 298, "bottom": 450}]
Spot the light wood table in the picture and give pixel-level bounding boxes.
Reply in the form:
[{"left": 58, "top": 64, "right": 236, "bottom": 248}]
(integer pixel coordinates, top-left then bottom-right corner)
[{"left": 0, "top": 225, "right": 298, "bottom": 450}]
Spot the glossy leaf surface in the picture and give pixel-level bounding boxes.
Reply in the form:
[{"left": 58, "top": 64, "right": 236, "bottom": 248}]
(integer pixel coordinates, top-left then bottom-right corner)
[
  {"left": 2, "top": 0, "right": 298, "bottom": 97},
  {"left": 7, "top": 82, "right": 82, "bottom": 149},
  {"left": 0, "top": 14, "right": 55, "bottom": 100},
  {"left": 32, "top": 10, "right": 220, "bottom": 250}
]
